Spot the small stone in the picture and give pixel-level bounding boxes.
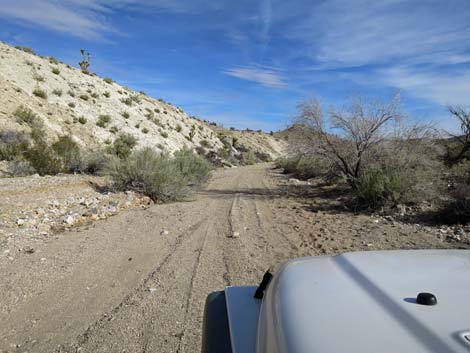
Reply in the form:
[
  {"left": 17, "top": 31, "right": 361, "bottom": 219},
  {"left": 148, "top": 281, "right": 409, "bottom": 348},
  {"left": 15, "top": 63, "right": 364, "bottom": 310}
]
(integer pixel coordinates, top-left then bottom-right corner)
[
  {"left": 149, "top": 287, "right": 157, "bottom": 293},
  {"left": 160, "top": 230, "right": 169, "bottom": 236},
  {"left": 16, "top": 219, "right": 25, "bottom": 226},
  {"left": 232, "top": 231, "right": 240, "bottom": 238},
  {"left": 64, "top": 215, "right": 75, "bottom": 225}
]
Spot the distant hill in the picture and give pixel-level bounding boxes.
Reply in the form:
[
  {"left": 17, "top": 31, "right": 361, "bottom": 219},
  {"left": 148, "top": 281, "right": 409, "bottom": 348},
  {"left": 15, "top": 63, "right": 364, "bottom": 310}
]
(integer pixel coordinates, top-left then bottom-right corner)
[{"left": 0, "top": 42, "right": 285, "bottom": 160}]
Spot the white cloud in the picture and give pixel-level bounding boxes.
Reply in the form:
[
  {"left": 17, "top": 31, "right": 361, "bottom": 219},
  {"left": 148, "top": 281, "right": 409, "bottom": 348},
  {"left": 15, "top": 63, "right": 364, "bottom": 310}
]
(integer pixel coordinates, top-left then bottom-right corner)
[
  {"left": 223, "top": 65, "right": 287, "bottom": 88},
  {"left": 379, "top": 66, "right": 470, "bottom": 107}
]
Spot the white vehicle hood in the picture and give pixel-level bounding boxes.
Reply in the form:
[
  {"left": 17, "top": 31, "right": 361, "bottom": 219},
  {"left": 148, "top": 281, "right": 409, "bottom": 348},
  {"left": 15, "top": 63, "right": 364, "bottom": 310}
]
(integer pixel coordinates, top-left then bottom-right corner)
[{"left": 256, "top": 250, "right": 470, "bottom": 353}]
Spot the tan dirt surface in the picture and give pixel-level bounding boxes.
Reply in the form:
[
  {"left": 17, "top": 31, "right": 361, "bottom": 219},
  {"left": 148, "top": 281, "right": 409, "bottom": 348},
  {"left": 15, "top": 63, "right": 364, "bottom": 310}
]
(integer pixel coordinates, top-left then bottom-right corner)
[{"left": 0, "top": 164, "right": 468, "bottom": 353}]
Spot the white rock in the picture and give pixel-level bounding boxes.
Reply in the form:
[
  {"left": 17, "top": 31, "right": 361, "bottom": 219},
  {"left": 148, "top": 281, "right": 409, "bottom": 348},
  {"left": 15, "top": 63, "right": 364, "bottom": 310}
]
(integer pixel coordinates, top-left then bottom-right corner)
[
  {"left": 64, "top": 215, "right": 75, "bottom": 225},
  {"left": 160, "top": 230, "right": 169, "bottom": 236},
  {"left": 16, "top": 219, "right": 25, "bottom": 226}
]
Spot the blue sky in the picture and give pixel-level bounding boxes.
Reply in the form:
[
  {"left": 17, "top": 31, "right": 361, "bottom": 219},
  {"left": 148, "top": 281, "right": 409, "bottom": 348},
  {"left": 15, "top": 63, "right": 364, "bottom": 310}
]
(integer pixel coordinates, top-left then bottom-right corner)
[{"left": 0, "top": 0, "right": 469, "bottom": 132}]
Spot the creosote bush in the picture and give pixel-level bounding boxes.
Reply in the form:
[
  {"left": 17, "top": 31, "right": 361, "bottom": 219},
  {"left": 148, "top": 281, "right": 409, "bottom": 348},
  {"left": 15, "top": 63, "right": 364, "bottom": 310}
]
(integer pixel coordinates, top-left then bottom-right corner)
[
  {"left": 108, "top": 148, "right": 211, "bottom": 202},
  {"left": 33, "top": 88, "right": 47, "bottom": 99},
  {"left": 14, "top": 106, "right": 38, "bottom": 126},
  {"left": 108, "top": 133, "right": 138, "bottom": 159},
  {"left": 52, "top": 89, "right": 63, "bottom": 96},
  {"left": 52, "top": 67, "right": 60, "bottom": 75},
  {"left": 121, "top": 111, "right": 130, "bottom": 119},
  {"left": 96, "top": 114, "right": 111, "bottom": 128},
  {"left": 103, "top": 77, "right": 113, "bottom": 84}
]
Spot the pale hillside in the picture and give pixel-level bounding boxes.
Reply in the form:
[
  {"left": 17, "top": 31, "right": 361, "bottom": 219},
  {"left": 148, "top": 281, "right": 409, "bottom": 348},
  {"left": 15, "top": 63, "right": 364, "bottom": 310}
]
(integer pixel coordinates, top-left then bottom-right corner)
[{"left": 0, "top": 42, "right": 285, "bottom": 157}]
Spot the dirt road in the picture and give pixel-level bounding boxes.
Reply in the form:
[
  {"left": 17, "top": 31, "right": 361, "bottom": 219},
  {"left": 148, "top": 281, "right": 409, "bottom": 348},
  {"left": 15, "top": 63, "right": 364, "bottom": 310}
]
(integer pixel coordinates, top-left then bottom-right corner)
[{"left": 0, "top": 164, "right": 466, "bottom": 353}]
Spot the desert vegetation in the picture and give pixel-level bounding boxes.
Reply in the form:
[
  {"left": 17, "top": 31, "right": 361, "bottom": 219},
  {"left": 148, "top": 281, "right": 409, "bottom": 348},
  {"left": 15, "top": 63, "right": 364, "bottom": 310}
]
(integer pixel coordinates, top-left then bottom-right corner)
[
  {"left": 277, "top": 94, "right": 470, "bottom": 224},
  {"left": 107, "top": 147, "right": 211, "bottom": 202}
]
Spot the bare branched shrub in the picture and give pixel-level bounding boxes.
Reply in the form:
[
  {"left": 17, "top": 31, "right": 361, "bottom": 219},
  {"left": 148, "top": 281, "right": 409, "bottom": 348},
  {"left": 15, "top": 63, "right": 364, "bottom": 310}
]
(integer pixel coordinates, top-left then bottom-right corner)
[
  {"left": 292, "top": 93, "right": 440, "bottom": 206},
  {"left": 444, "top": 106, "right": 470, "bottom": 165}
]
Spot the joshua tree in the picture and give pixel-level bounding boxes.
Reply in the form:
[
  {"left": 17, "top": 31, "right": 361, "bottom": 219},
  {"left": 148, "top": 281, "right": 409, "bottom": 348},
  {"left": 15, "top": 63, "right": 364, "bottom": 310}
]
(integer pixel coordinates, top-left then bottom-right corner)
[{"left": 78, "top": 49, "right": 91, "bottom": 72}]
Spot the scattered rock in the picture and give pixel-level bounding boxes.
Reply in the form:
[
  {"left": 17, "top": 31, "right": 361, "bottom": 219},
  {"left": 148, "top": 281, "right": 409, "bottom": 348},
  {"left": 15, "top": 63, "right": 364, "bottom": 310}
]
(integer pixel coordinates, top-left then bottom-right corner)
[
  {"left": 160, "top": 229, "right": 169, "bottom": 236},
  {"left": 16, "top": 218, "right": 25, "bottom": 226}
]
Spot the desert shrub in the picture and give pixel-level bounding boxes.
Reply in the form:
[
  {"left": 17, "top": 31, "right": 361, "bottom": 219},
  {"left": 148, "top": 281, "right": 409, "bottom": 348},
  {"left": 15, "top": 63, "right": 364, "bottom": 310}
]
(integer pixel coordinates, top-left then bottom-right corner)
[
  {"left": 276, "top": 154, "right": 329, "bottom": 179},
  {"left": 200, "top": 139, "right": 210, "bottom": 148},
  {"left": 255, "top": 151, "right": 272, "bottom": 162},
  {"left": 33, "top": 88, "right": 47, "bottom": 99},
  {"left": 52, "top": 89, "right": 63, "bottom": 96},
  {"left": 82, "top": 152, "right": 111, "bottom": 175},
  {"left": 52, "top": 67, "right": 60, "bottom": 75},
  {"left": 96, "top": 114, "right": 111, "bottom": 128},
  {"left": 7, "top": 160, "right": 35, "bottom": 176},
  {"left": 33, "top": 74, "right": 44, "bottom": 82},
  {"left": 103, "top": 91, "right": 110, "bottom": 98},
  {"left": 68, "top": 102, "right": 76, "bottom": 108},
  {"left": 108, "top": 148, "right": 211, "bottom": 201},
  {"left": 121, "top": 111, "right": 130, "bottom": 119},
  {"left": 174, "top": 148, "right": 212, "bottom": 185},
  {"left": 80, "top": 94, "right": 89, "bottom": 101},
  {"left": 109, "top": 126, "right": 119, "bottom": 134},
  {"left": 161, "top": 131, "right": 168, "bottom": 138},
  {"left": 121, "top": 97, "right": 133, "bottom": 106},
  {"left": 0, "top": 131, "right": 29, "bottom": 161},
  {"left": 155, "top": 108, "right": 161, "bottom": 113},
  {"left": 16, "top": 46, "right": 35, "bottom": 54},
  {"left": 78, "top": 116, "right": 87, "bottom": 124},
  {"left": 49, "top": 57, "right": 59, "bottom": 64},
  {"left": 67, "top": 90, "right": 75, "bottom": 97},
  {"left": 107, "top": 149, "right": 186, "bottom": 202},
  {"left": 52, "top": 135, "right": 82, "bottom": 172},
  {"left": 176, "top": 124, "right": 182, "bottom": 133},
  {"left": 108, "top": 133, "right": 138, "bottom": 159},
  {"left": 14, "top": 106, "right": 38, "bottom": 126},
  {"left": 142, "top": 127, "right": 149, "bottom": 134},
  {"left": 103, "top": 77, "right": 113, "bottom": 84},
  {"left": 24, "top": 129, "right": 63, "bottom": 175},
  {"left": 242, "top": 150, "right": 257, "bottom": 165},
  {"left": 90, "top": 92, "right": 99, "bottom": 99}
]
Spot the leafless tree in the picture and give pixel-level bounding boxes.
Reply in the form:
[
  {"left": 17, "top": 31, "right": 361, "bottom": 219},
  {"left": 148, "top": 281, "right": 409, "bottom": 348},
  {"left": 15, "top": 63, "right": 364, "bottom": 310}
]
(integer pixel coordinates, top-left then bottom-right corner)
[
  {"left": 445, "top": 106, "right": 470, "bottom": 164},
  {"left": 294, "top": 93, "right": 404, "bottom": 185}
]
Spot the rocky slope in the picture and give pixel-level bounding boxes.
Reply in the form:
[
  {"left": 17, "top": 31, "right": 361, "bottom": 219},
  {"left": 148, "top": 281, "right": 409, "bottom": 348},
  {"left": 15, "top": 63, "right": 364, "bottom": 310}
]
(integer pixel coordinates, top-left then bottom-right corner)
[{"left": 0, "top": 42, "right": 285, "bottom": 157}]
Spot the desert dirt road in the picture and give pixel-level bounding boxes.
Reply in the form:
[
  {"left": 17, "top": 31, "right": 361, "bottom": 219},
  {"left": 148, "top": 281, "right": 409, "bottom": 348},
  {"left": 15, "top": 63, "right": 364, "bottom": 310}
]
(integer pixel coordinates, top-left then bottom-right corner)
[{"left": 0, "top": 164, "right": 466, "bottom": 353}]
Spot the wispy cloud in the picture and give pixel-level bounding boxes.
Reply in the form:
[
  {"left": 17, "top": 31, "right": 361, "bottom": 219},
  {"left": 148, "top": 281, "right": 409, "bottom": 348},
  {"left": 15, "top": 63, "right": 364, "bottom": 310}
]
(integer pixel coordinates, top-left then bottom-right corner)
[
  {"left": 223, "top": 65, "right": 287, "bottom": 88},
  {"left": 0, "top": 0, "right": 123, "bottom": 39}
]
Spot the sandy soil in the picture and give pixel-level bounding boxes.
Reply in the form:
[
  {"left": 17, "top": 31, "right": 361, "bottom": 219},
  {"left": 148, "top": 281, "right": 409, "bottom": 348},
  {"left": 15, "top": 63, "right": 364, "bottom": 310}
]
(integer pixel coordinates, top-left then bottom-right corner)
[{"left": 0, "top": 164, "right": 468, "bottom": 353}]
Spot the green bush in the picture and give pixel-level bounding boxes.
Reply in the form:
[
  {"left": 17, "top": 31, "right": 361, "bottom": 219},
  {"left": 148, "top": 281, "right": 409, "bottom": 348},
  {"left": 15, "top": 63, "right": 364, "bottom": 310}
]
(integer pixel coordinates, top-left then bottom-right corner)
[
  {"left": 108, "top": 133, "right": 138, "bottom": 159},
  {"left": 173, "top": 148, "right": 212, "bottom": 186},
  {"left": 200, "top": 139, "right": 210, "bottom": 148},
  {"left": 24, "top": 129, "right": 63, "bottom": 175},
  {"left": 176, "top": 124, "right": 182, "bottom": 133},
  {"left": 120, "top": 97, "right": 133, "bottom": 106},
  {"left": 0, "top": 131, "right": 29, "bottom": 161},
  {"left": 109, "top": 126, "right": 119, "bottom": 134},
  {"left": 142, "top": 127, "right": 149, "bottom": 134},
  {"left": 33, "top": 74, "right": 44, "bottom": 82},
  {"left": 78, "top": 116, "right": 87, "bottom": 124},
  {"left": 52, "top": 67, "right": 60, "bottom": 75},
  {"left": 103, "top": 77, "right": 113, "bottom": 84},
  {"left": 103, "top": 91, "right": 110, "bottom": 98},
  {"left": 108, "top": 148, "right": 211, "bottom": 202},
  {"left": 161, "top": 131, "right": 168, "bottom": 138},
  {"left": 67, "top": 90, "right": 75, "bottom": 97},
  {"left": 80, "top": 94, "right": 89, "bottom": 101},
  {"left": 49, "top": 57, "right": 59, "bottom": 64},
  {"left": 52, "top": 89, "right": 63, "bottom": 96},
  {"left": 121, "top": 111, "right": 130, "bottom": 119},
  {"left": 15, "top": 46, "right": 35, "bottom": 54},
  {"left": 33, "top": 88, "right": 47, "bottom": 99},
  {"left": 96, "top": 114, "right": 111, "bottom": 128},
  {"left": 14, "top": 106, "right": 38, "bottom": 126},
  {"left": 52, "top": 135, "right": 82, "bottom": 172},
  {"left": 68, "top": 102, "right": 76, "bottom": 108}
]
